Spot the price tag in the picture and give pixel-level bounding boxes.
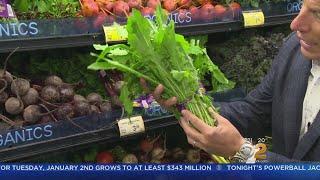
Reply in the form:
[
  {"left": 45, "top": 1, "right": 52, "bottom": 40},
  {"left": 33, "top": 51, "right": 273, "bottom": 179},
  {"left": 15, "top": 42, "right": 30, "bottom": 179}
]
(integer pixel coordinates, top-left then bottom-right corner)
[
  {"left": 242, "top": 10, "right": 265, "bottom": 27},
  {"left": 118, "top": 116, "right": 145, "bottom": 137},
  {"left": 103, "top": 24, "right": 128, "bottom": 42}
]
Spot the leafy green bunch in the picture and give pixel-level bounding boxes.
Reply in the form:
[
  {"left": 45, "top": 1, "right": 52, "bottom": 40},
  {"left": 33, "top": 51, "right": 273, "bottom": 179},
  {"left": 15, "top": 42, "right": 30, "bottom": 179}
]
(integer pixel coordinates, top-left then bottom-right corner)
[{"left": 88, "top": 7, "right": 233, "bottom": 126}]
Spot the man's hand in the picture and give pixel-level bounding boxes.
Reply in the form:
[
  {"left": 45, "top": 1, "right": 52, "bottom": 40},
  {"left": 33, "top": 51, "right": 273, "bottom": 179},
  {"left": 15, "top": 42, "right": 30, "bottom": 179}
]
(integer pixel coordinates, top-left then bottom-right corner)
[
  {"left": 140, "top": 78, "right": 177, "bottom": 109},
  {"left": 179, "top": 108, "right": 245, "bottom": 157}
]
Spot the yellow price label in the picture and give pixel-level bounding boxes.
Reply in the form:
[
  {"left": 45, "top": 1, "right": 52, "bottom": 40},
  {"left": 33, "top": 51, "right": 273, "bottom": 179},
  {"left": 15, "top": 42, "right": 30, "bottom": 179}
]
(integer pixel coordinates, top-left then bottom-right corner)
[
  {"left": 242, "top": 10, "right": 265, "bottom": 27},
  {"left": 118, "top": 116, "right": 145, "bottom": 137},
  {"left": 103, "top": 24, "right": 128, "bottom": 42}
]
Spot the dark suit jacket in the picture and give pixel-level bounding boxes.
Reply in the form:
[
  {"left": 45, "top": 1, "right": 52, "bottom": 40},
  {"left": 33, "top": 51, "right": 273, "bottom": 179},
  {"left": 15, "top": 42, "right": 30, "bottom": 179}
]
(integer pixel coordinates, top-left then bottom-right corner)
[{"left": 220, "top": 32, "right": 320, "bottom": 162}]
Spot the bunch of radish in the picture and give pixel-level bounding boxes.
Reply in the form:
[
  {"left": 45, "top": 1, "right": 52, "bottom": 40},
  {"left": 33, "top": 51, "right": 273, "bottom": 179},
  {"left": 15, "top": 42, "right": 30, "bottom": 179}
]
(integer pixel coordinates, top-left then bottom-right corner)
[
  {"left": 0, "top": 52, "right": 112, "bottom": 132},
  {"left": 78, "top": 0, "right": 241, "bottom": 26}
]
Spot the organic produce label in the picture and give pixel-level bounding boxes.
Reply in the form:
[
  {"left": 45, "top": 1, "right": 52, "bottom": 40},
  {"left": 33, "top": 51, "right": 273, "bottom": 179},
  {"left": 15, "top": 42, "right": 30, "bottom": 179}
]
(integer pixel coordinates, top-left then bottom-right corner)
[
  {"left": 118, "top": 116, "right": 145, "bottom": 137},
  {"left": 242, "top": 10, "right": 265, "bottom": 28},
  {"left": 0, "top": 125, "right": 53, "bottom": 147}
]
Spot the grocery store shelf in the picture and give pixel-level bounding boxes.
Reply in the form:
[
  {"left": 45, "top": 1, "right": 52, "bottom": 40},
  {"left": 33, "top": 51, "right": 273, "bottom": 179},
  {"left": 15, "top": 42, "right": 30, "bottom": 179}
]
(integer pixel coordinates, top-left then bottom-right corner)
[
  {"left": 0, "top": 13, "right": 298, "bottom": 53},
  {"left": 0, "top": 110, "right": 177, "bottom": 162}
]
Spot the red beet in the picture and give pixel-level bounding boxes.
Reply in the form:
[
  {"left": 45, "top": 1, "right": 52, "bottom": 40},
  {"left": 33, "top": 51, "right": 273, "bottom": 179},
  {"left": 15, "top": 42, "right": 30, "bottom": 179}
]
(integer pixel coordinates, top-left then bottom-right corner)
[
  {"left": 104, "top": 1, "right": 114, "bottom": 12},
  {"left": 87, "top": 93, "right": 103, "bottom": 105},
  {"left": 74, "top": 94, "right": 87, "bottom": 103},
  {"left": 99, "top": 101, "right": 112, "bottom": 113},
  {"left": 96, "top": 151, "right": 114, "bottom": 163},
  {"left": 147, "top": 0, "right": 160, "bottom": 9},
  {"left": 90, "top": 105, "right": 101, "bottom": 114},
  {"left": 113, "top": 1, "right": 130, "bottom": 17},
  {"left": 163, "top": 0, "right": 177, "bottom": 12},
  {"left": 0, "top": 70, "right": 13, "bottom": 84},
  {"left": 74, "top": 101, "right": 91, "bottom": 117},
  {"left": 38, "top": 115, "right": 53, "bottom": 124},
  {"left": 200, "top": 3, "right": 214, "bottom": 21}
]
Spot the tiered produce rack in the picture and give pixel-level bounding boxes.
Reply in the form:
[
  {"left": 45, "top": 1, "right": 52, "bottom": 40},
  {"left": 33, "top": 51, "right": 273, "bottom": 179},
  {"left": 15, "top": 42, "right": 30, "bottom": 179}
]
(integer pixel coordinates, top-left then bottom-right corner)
[{"left": 0, "top": 0, "right": 300, "bottom": 162}]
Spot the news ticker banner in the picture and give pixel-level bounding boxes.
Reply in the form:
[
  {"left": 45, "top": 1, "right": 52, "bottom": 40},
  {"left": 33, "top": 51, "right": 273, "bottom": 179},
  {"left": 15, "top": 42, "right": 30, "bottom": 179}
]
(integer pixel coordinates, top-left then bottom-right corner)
[{"left": 1, "top": 163, "right": 320, "bottom": 177}]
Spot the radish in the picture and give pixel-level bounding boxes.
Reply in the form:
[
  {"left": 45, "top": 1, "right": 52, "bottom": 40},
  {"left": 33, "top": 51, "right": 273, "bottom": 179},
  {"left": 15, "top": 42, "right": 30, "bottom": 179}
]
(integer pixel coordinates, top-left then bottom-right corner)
[
  {"left": 81, "top": 0, "right": 100, "bottom": 17},
  {"left": 163, "top": 0, "right": 177, "bottom": 12},
  {"left": 104, "top": 1, "right": 114, "bottom": 12},
  {"left": 200, "top": 3, "right": 214, "bottom": 21},
  {"left": 190, "top": 6, "right": 200, "bottom": 21},
  {"left": 177, "top": 9, "right": 189, "bottom": 23},
  {"left": 11, "top": 78, "right": 30, "bottom": 96},
  {"left": 178, "top": 0, "right": 192, "bottom": 7},
  {"left": 96, "top": 151, "right": 114, "bottom": 163},
  {"left": 86, "top": 92, "right": 103, "bottom": 105},
  {"left": 214, "top": 4, "right": 226, "bottom": 19},
  {"left": 140, "top": 7, "right": 155, "bottom": 16},
  {"left": 93, "top": 14, "right": 107, "bottom": 29},
  {"left": 139, "top": 135, "right": 161, "bottom": 153},
  {"left": 147, "top": 0, "right": 160, "bottom": 9},
  {"left": 186, "top": 149, "right": 200, "bottom": 163},
  {"left": 127, "top": 0, "right": 141, "bottom": 10},
  {"left": 45, "top": 75, "right": 63, "bottom": 87},
  {"left": 122, "top": 154, "right": 138, "bottom": 163},
  {"left": 41, "top": 85, "right": 60, "bottom": 103},
  {"left": 113, "top": 1, "right": 130, "bottom": 17},
  {"left": 22, "top": 88, "right": 39, "bottom": 106},
  {"left": 5, "top": 97, "right": 24, "bottom": 115},
  {"left": 59, "top": 85, "right": 75, "bottom": 103}
]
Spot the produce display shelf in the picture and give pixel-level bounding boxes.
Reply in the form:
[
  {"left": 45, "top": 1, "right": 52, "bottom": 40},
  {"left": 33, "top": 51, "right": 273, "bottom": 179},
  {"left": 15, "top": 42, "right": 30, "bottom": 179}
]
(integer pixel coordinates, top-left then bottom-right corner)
[
  {"left": 0, "top": 13, "right": 298, "bottom": 53},
  {"left": 0, "top": 109, "right": 177, "bottom": 162}
]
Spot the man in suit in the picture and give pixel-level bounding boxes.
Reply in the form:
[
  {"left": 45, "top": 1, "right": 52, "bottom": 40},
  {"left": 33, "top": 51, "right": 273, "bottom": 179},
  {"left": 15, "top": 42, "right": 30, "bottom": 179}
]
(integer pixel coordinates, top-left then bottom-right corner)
[{"left": 144, "top": 0, "right": 320, "bottom": 162}]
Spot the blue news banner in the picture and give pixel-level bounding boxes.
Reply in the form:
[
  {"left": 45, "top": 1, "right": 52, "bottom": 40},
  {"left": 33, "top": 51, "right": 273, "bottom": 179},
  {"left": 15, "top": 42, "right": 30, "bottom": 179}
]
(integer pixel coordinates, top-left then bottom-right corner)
[{"left": 1, "top": 163, "right": 320, "bottom": 179}]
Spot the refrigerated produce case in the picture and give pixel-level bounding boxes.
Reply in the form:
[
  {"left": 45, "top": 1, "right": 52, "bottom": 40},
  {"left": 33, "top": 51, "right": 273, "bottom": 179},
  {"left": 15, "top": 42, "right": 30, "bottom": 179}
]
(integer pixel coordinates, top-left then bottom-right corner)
[{"left": 0, "top": 0, "right": 298, "bottom": 162}]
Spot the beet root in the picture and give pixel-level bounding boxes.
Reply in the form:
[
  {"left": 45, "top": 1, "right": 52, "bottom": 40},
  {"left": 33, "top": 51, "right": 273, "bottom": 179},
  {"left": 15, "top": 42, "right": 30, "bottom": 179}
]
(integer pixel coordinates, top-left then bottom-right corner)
[
  {"left": 45, "top": 75, "right": 64, "bottom": 87},
  {"left": 11, "top": 78, "right": 30, "bottom": 96},
  {"left": 100, "top": 101, "right": 112, "bottom": 113},
  {"left": 23, "top": 105, "right": 42, "bottom": 123},
  {"left": 74, "top": 101, "right": 91, "bottom": 117},
  {"left": 5, "top": 97, "right": 24, "bottom": 115},
  {"left": 41, "top": 85, "right": 60, "bottom": 103},
  {"left": 0, "top": 91, "right": 8, "bottom": 104},
  {"left": 55, "top": 103, "right": 74, "bottom": 120},
  {"left": 0, "top": 69, "right": 13, "bottom": 84},
  {"left": 86, "top": 93, "right": 103, "bottom": 105},
  {"left": 74, "top": 94, "right": 88, "bottom": 103},
  {"left": 22, "top": 88, "right": 39, "bottom": 106},
  {"left": 59, "top": 85, "right": 75, "bottom": 102},
  {"left": 90, "top": 105, "right": 101, "bottom": 114}
]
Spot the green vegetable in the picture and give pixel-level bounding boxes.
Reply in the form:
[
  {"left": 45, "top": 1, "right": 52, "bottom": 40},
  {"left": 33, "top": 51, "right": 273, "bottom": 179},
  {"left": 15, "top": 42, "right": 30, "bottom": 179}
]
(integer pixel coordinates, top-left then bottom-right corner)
[{"left": 88, "top": 7, "right": 232, "bottom": 163}]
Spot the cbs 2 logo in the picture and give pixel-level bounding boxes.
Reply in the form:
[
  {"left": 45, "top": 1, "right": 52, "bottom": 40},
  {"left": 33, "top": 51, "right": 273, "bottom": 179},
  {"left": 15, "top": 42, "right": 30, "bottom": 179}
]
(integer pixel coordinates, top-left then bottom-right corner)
[{"left": 254, "top": 143, "right": 267, "bottom": 160}]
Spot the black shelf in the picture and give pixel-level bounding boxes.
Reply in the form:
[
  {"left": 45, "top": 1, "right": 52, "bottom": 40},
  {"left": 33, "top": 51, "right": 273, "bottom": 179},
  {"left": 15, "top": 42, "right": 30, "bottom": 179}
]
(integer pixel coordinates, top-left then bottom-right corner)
[
  {"left": 0, "top": 111, "right": 177, "bottom": 162},
  {"left": 0, "top": 13, "right": 298, "bottom": 53}
]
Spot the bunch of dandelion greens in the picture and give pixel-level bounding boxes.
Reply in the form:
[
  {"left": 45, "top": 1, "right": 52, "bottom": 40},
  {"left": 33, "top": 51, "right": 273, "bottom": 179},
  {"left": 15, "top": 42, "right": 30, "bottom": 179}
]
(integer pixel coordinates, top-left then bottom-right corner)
[{"left": 88, "top": 7, "right": 233, "bottom": 163}]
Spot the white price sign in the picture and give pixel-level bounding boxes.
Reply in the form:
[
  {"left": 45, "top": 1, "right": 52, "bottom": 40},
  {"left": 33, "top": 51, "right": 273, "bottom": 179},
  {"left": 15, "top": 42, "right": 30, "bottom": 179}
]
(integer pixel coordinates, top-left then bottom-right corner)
[{"left": 118, "top": 116, "right": 145, "bottom": 137}]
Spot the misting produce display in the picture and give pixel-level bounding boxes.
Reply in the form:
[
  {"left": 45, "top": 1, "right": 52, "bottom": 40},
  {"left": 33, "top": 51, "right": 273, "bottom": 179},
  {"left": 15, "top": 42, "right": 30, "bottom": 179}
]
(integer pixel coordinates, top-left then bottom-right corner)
[
  {"left": 0, "top": 52, "right": 112, "bottom": 132},
  {"left": 89, "top": 7, "right": 234, "bottom": 163}
]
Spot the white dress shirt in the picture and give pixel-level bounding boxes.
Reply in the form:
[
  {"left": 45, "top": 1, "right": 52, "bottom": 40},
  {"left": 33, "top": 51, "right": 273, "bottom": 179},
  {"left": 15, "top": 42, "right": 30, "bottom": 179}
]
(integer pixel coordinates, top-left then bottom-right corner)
[{"left": 300, "top": 60, "right": 320, "bottom": 140}]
